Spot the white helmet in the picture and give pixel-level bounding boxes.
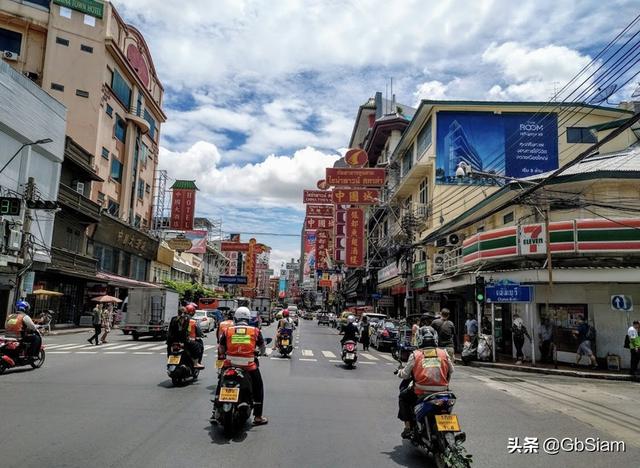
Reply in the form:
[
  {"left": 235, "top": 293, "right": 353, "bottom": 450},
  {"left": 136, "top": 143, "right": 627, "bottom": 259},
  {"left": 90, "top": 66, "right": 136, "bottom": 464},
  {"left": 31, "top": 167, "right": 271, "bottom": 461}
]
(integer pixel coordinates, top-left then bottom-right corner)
[
  {"left": 234, "top": 306, "right": 251, "bottom": 323},
  {"left": 347, "top": 315, "right": 355, "bottom": 323}
]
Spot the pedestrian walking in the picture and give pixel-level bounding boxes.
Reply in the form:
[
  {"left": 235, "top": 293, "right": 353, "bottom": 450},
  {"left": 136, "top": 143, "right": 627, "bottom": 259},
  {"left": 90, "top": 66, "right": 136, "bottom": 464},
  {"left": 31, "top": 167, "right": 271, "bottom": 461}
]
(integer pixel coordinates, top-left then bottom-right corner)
[
  {"left": 432, "top": 308, "right": 457, "bottom": 361},
  {"left": 538, "top": 317, "right": 554, "bottom": 363},
  {"left": 572, "top": 318, "right": 597, "bottom": 369},
  {"left": 511, "top": 313, "right": 531, "bottom": 364},
  {"left": 88, "top": 304, "right": 102, "bottom": 345},
  {"left": 464, "top": 312, "right": 478, "bottom": 344},
  {"left": 100, "top": 305, "right": 112, "bottom": 344},
  {"left": 411, "top": 319, "right": 419, "bottom": 347},
  {"left": 627, "top": 320, "right": 640, "bottom": 377},
  {"left": 359, "top": 316, "right": 370, "bottom": 351}
]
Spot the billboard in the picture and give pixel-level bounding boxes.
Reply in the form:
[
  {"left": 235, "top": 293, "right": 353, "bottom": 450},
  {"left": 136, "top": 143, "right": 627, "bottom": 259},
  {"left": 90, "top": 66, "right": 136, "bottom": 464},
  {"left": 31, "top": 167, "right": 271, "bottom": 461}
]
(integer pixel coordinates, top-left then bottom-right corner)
[
  {"left": 183, "top": 230, "right": 208, "bottom": 253},
  {"left": 435, "top": 112, "right": 558, "bottom": 185},
  {"left": 302, "top": 231, "right": 316, "bottom": 280}
]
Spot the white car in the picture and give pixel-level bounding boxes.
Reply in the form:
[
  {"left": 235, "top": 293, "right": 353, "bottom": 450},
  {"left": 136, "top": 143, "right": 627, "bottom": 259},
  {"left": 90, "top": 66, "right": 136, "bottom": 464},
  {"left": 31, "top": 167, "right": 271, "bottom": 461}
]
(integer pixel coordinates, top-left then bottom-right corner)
[{"left": 194, "top": 310, "right": 215, "bottom": 333}]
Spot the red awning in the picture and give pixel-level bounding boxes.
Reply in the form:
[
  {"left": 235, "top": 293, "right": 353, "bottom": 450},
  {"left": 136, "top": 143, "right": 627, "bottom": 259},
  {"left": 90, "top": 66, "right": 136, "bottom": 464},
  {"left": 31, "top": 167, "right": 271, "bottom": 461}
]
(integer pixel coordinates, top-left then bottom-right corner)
[
  {"left": 95, "top": 272, "right": 159, "bottom": 289},
  {"left": 391, "top": 285, "right": 406, "bottom": 295}
]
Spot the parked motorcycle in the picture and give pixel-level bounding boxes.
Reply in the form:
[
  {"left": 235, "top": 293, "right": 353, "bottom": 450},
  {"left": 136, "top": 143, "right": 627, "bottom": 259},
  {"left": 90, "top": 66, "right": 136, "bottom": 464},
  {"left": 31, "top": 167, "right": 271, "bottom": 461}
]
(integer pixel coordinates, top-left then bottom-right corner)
[
  {"left": 402, "top": 382, "right": 472, "bottom": 467},
  {"left": 0, "top": 336, "right": 45, "bottom": 374},
  {"left": 341, "top": 340, "right": 358, "bottom": 368},
  {"left": 166, "top": 342, "right": 199, "bottom": 386},
  {"left": 461, "top": 334, "right": 492, "bottom": 365},
  {"left": 278, "top": 329, "right": 293, "bottom": 357}
]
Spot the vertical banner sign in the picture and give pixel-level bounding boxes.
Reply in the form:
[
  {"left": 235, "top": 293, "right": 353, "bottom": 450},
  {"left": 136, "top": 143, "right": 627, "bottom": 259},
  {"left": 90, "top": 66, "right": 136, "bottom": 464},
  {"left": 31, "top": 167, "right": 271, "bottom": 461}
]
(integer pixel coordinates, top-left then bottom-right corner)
[
  {"left": 170, "top": 181, "right": 198, "bottom": 230},
  {"left": 334, "top": 205, "right": 346, "bottom": 262},
  {"left": 346, "top": 208, "right": 364, "bottom": 267},
  {"left": 246, "top": 238, "right": 257, "bottom": 292},
  {"left": 315, "top": 229, "right": 331, "bottom": 270},
  {"left": 302, "top": 231, "right": 317, "bottom": 281}
]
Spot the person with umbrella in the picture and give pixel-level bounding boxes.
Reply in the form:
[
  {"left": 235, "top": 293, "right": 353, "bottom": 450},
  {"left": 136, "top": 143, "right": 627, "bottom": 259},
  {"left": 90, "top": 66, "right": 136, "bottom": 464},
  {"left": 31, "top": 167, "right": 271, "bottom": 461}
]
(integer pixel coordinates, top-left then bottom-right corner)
[{"left": 100, "top": 304, "right": 113, "bottom": 344}]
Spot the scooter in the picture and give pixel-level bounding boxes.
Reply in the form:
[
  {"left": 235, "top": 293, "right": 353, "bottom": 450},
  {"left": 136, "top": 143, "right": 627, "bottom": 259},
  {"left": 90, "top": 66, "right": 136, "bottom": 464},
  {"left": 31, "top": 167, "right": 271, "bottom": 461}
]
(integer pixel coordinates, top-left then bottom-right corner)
[
  {"left": 341, "top": 340, "right": 358, "bottom": 368},
  {"left": 0, "top": 335, "right": 46, "bottom": 374},
  {"left": 461, "top": 334, "right": 492, "bottom": 365},
  {"left": 166, "top": 342, "right": 199, "bottom": 386},
  {"left": 277, "top": 328, "right": 293, "bottom": 357}
]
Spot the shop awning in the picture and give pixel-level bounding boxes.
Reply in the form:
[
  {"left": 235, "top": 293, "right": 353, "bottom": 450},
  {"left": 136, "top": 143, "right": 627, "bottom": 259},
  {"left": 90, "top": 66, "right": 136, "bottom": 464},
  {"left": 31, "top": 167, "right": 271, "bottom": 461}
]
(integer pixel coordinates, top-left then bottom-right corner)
[
  {"left": 378, "top": 276, "right": 403, "bottom": 289},
  {"left": 95, "top": 272, "right": 159, "bottom": 289}
]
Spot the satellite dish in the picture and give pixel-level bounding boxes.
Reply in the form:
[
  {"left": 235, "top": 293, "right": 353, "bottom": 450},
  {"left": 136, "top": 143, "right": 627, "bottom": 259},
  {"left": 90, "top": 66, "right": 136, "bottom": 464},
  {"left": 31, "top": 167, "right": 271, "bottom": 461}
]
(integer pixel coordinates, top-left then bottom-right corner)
[
  {"left": 589, "top": 84, "right": 618, "bottom": 104},
  {"left": 631, "top": 83, "right": 640, "bottom": 98}
]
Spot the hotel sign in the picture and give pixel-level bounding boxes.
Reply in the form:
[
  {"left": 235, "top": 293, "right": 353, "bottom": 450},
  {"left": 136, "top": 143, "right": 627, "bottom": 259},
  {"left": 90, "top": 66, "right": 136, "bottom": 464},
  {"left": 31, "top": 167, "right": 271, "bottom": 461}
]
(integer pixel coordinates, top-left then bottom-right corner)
[{"left": 54, "top": 0, "right": 104, "bottom": 18}]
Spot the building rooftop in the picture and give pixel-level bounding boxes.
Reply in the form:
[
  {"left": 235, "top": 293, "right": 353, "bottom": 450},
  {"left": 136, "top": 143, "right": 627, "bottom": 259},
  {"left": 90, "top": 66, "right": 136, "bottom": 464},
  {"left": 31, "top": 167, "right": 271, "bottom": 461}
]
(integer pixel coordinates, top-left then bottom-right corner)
[{"left": 170, "top": 180, "right": 199, "bottom": 190}]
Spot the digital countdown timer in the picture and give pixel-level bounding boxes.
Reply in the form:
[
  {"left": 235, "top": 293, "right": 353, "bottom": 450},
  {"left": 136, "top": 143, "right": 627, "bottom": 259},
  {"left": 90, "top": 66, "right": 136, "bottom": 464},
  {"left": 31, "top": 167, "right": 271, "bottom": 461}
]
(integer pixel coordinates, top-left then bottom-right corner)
[{"left": 0, "top": 197, "right": 22, "bottom": 216}]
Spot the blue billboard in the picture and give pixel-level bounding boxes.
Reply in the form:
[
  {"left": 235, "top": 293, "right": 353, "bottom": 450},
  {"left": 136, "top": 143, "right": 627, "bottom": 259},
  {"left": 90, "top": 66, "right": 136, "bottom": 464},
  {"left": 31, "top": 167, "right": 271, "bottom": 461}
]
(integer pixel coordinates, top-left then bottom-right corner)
[{"left": 435, "top": 111, "right": 558, "bottom": 185}]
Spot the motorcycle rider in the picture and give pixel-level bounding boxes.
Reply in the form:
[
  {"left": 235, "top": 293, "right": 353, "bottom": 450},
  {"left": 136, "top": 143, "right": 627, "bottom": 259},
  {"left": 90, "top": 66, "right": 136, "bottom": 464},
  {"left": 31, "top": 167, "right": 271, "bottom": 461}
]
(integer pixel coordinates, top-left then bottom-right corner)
[
  {"left": 340, "top": 315, "right": 359, "bottom": 346},
  {"left": 184, "top": 304, "right": 205, "bottom": 369},
  {"left": 217, "top": 310, "right": 235, "bottom": 343},
  {"left": 216, "top": 306, "right": 268, "bottom": 426},
  {"left": 4, "top": 300, "right": 41, "bottom": 359},
  {"left": 273, "top": 309, "right": 294, "bottom": 349},
  {"left": 397, "top": 326, "right": 453, "bottom": 439},
  {"left": 166, "top": 306, "right": 186, "bottom": 355}
]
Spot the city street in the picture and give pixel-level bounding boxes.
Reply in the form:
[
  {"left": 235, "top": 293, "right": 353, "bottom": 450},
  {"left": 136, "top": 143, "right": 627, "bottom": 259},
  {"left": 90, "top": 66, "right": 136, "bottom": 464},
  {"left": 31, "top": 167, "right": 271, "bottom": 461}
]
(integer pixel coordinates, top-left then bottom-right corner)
[{"left": 0, "top": 322, "right": 637, "bottom": 468}]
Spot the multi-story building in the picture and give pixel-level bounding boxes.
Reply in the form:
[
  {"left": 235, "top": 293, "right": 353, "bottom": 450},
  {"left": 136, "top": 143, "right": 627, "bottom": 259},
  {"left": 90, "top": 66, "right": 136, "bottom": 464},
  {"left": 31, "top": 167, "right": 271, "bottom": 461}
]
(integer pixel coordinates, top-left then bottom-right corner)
[{"left": 1, "top": 0, "right": 166, "bottom": 312}]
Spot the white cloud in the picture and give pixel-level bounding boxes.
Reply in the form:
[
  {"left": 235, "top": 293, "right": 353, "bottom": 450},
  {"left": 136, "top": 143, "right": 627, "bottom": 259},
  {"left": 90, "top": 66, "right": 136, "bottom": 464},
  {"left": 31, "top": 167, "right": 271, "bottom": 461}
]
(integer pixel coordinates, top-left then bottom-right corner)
[{"left": 414, "top": 79, "right": 454, "bottom": 103}]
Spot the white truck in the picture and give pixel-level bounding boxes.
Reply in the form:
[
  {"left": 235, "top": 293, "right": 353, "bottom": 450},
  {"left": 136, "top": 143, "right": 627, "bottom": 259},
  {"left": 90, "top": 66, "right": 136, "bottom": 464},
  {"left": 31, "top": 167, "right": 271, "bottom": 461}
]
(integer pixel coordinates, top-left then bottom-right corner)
[
  {"left": 121, "top": 287, "right": 180, "bottom": 340},
  {"left": 217, "top": 298, "right": 238, "bottom": 314}
]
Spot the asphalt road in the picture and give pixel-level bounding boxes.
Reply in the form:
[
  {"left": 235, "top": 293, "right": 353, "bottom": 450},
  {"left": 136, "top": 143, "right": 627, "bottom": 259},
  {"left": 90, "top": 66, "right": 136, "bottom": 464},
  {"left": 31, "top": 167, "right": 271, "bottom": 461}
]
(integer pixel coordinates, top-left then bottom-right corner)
[{"left": 0, "top": 321, "right": 638, "bottom": 468}]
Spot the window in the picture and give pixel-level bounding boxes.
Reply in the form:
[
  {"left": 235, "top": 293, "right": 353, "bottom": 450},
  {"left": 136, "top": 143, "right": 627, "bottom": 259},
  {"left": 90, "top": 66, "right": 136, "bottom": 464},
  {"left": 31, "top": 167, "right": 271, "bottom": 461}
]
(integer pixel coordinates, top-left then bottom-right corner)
[
  {"left": 137, "top": 178, "right": 144, "bottom": 199},
  {"left": 50, "top": 83, "right": 64, "bottom": 92},
  {"left": 416, "top": 118, "right": 432, "bottom": 159},
  {"left": 0, "top": 28, "right": 22, "bottom": 55},
  {"left": 107, "top": 199, "right": 119, "bottom": 217},
  {"left": 419, "top": 179, "right": 428, "bottom": 205},
  {"left": 401, "top": 147, "right": 412, "bottom": 177},
  {"left": 97, "top": 192, "right": 105, "bottom": 205},
  {"left": 503, "top": 212, "right": 514, "bottom": 224},
  {"left": 140, "top": 143, "right": 149, "bottom": 167},
  {"left": 83, "top": 14, "right": 96, "bottom": 27},
  {"left": 136, "top": 94, "right": 143, "bottom": 116},
  {"left": 81, "top": 44, "right": 93, "bottom": 53},
  {"left": 567, "top": 127, "right": 597, "bottom": 144},
  {"left": 76, "top": 89, "right": 89, "bottom": 98},
  {"left": 134, "top": 215, "right": 141, "bottom": 227},
  {"left": 101, "top": 147, "right": 109, "bottom": 160},
  {"left": 143, "top": 109, "right": 156, "bottom": 140},
  {"left": 110, "top": 158, "right": 123, "bottom": 183},
  {"left": 145, "top": 183, "right": 151, "bottom": 194},
  {"left": 56, "top": 36, "right": 69, "bottom": 46},
  {"left": 114, "top": 114, "right": 127, "bottom": 142},
  {"left": 105, "top": 104, "right": 113, "bottom": 117},
  {"left": 59, "top": 6, "right": 72, "bottom": 18},
  {"left": 110, "top": 69, "right": 132, "bottom": 108}
]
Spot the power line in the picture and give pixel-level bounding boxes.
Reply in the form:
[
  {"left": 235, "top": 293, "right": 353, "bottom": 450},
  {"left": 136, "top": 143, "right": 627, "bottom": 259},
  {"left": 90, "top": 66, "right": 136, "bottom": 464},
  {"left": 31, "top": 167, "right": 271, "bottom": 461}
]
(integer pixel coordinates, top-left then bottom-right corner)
[{"left": 222, "top": 231, "right": 301, "bottom": 237}]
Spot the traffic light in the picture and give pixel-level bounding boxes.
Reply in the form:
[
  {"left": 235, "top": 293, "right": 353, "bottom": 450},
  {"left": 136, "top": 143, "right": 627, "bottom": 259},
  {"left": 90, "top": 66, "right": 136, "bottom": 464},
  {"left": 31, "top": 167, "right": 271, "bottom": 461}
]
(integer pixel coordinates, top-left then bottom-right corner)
[
  {"left": 26, "top": 200, "right": 58, "bottom": 210},
  {"left": 475, "top": 276, "right": 485, "bottom": 303}
]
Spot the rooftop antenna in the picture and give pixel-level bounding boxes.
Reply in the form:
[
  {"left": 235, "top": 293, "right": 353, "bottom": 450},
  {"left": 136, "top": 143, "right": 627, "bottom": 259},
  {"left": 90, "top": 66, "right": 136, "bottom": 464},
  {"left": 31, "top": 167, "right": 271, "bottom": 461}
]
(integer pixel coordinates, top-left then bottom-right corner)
[{"left": 589, "top": 84, "right": 618, "bottom": 104}]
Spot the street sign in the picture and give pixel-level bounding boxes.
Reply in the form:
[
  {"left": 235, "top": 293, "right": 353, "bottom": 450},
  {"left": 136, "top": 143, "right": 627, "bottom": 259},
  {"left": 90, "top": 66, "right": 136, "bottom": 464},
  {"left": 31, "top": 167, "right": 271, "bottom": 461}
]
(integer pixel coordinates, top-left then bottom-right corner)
[
  {"left": 372, "top": 293, "right": 382, "bottom": 300},
  {"left": 331, "top": 188, "right": 380, "bottom": 205},
  {"left": 326, "top": 168, "right": 385, "bottom": 187},
  {"left": 611, "top": 295, "right": 633, "bottom": 311},
  {"left": 305, "top": 217, "right": 334, "bottom": 230},
  {"left": 303, "top": 190, "right": 332, "bottom": 204},
  {"left": 218, "top": 275, "right": 248, "bottom": 285},
  {"left": 485, "top": 284, "right": 533, "bottom": 303},
  {"left": 167, "top": 234, "right": 193, "bottom": 252},
  {"left": 306, "top": 204, "right": 334, "bottom": 218}
]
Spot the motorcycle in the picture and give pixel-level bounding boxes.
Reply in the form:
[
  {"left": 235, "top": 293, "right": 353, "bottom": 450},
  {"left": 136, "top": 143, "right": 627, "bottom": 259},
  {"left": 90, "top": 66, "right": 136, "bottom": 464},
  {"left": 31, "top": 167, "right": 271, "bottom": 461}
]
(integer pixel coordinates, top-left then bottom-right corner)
[
  {"left": 166, "top": 342, "right": 200, "bottom": 386},
  {"left": 401, "top": 382, "right": 472, "bottom": 467},
  {"left": 212, "top": 338, "right": 271, "bottom": 437},
  {"left": 461, "top": 334, "right": 492, "bottom": 365},
  {"left": 0, "top": 335, "right": 46, "bottom": 374},
  {"left": 277, "top": 328, "right": 293, "bottom": 357},
  {"left": 341, "top": 340, "right": 358, "bottom": 368}
]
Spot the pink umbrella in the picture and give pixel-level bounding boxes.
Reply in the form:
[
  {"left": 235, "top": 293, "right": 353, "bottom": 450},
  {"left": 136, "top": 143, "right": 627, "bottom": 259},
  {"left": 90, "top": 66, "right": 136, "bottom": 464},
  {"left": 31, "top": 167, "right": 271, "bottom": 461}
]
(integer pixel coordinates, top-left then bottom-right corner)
[{"left": 92, "top": 295, "right": 122, "bottom": 303}]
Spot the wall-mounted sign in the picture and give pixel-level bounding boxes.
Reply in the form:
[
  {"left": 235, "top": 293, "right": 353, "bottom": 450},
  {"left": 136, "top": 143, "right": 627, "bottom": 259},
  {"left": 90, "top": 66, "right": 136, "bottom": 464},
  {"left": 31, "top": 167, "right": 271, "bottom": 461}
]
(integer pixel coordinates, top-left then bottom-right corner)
[
  {"left": 305, "top": 217, "right": 334, "bottom": 230},
  {"left": 315, "top": 229, "right": 332, "bottom": 270},
  {"left": 486, "top": 284, "right": 533, "bottom": 303},
  {"left": 344, "top": 148, "right": 368, "bottom": 167},
  {"left": 319, "top": 279, "right": 332, "bottom": 287},
  {"left": 218, "top": 275, "right": 248, "bottom": 285},
  {"left": 54, "top": 0, "right": 104, "bottom": 18},
  {"left": 345, "top": 208, "right": 364, "bottom": 267},
  {"left": 332, "top": 188, "right": 380, "bottom": 205},
  {"left": 306, "top": 204, "right": 334, "bottom": 218},
  {"left": 221, "top": 242, "right": 250, "bottom": 252},
  {"left": 303, "top": 190, "right": 332, "bottom": 204},
  {"left": 170, "top": 184, "right": 197, "bottom": 231},
  {"left": 326, "top": 168, "right": 385, "bottom": 187},
  {"left": 519, "top": 223, "right": 547, "bottom": 255},
  {"left": 611, "top": 295, "right": 633, "bottom": 311},
  {"left": 378, "top": 263, "right": 399, "bottom": 283},
  {"left": 166, "top": 234, "right": 193, "bottom": 252},
  {"left": 317, "top": 179, "right": 330, "bottom": 190}
]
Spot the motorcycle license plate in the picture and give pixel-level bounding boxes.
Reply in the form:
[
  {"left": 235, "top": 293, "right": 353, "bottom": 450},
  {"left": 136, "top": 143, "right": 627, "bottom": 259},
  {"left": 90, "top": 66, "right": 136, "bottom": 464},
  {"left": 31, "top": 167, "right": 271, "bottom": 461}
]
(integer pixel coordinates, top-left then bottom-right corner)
[
  {"left": 435, "top": 414, "right": 460, "bottom": 432},
  {"left": 167, "top": 355, "right": 181, "bottom": 365},
  {"left": 219, "top": 387, "right": 240, "bottom": 403},
  {"left": 215, "top": 359, "right": 225, "bottom": 369},
  {"left": 346, "top": 353, "right": 355, "bottom": 359},
  {"left": 281, "top": 339, "right": 289, "bottom": 346}
]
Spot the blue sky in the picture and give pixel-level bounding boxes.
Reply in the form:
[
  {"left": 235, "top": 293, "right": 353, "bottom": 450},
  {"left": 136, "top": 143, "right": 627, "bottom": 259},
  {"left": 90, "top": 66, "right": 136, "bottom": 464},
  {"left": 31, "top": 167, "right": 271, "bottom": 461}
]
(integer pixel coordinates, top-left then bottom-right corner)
[{"left": 113, "top": 0, "right": 639, "bottom": 269}]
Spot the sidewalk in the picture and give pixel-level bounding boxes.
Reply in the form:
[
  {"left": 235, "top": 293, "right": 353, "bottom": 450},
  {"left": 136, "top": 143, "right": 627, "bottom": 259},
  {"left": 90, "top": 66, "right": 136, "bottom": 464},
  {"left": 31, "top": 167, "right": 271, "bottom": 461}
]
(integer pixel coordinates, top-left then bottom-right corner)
[{"left": 455, "top": 357, "right": 635, "bottom": 382}]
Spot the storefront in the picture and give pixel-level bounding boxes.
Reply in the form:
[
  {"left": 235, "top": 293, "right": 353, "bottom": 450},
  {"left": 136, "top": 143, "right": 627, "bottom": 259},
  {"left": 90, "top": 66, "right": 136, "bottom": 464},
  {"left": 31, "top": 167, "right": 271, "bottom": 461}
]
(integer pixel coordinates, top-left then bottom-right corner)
[{"left": 377, "top": 263, "right": 406, "bottom": 317}]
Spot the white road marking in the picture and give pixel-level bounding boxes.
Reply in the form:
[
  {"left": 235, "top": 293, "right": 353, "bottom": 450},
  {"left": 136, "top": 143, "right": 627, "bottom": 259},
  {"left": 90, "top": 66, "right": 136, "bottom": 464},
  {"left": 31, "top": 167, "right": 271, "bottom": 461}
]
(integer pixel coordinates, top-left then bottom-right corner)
[
  {"left": 360, "top": 353, "right": 379, "bottom": 361},
  {"left": 329, "top": 359, "right": 342, "bottom": 363},
  {"left": 104, "top": 351, "right": 126, "bottom": 354},
  {"left": 298, "top": 358, "right": 317, "bottom": 362},
  {"left": 204, "top": 345, "right": 217, "bottom": 351},
  {"left": 44, "top": 344, "right": 74, "bottom": 349},
  {"left": 270, "top": 357, "right": 289, "bottom": 361},
  {"left": 47, "top": 351, "right": 71, "bottom": 354},
  {"left": 358, "top": 361, "right": 376, "bottom": 365},
  {"left": 302, "top": 349, "right": 314, "bottom": 357},
  {"left": 378, "top": 354, "right": 396, "bottom": 361},
  {"left": 133, "top": 352, "right": 154, "bottom": 355},
  {"left": 76, "top": 351, "right": 97, "bottom": 354},
  {"left": 55, "top": 344, "right": 92, "bottom": 350},
  {"left": 104, "top": 344, "right": 137, "bottom": 350},
  {"left": 149, "top": 345, "right": 168, "bottom": 351},
  {"left": 128, "top": 343, "right": 158, "bottom": 350},
  {"left": 321, "top": 351, "right": 337, "bottom": 358},
  {"left": 97, "top": 343, "right": 130, "bottom": 349}
]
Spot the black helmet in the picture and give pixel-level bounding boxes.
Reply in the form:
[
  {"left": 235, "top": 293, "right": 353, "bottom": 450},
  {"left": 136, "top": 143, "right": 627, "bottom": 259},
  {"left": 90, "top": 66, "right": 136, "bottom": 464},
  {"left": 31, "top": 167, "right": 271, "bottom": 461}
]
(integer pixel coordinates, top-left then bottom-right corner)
[{"left": 418, "top": 326, "right": 438, "bottom": 348}]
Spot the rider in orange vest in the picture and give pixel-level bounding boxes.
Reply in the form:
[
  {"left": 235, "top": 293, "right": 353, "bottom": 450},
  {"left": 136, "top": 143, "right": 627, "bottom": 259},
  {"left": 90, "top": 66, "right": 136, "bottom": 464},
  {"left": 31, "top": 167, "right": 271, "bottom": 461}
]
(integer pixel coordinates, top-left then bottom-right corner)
[
  {"left": 217, "top": 311, "right": 235, "bottom": 343},
  {"left": 5, "top": 300, "right": 41, "bottom": 358},
  {"left": 217, "top": 306, "right": 268, "bottom": 426},
  {"left": 397, "top": 323, "right": 453, "bottom": 439},
  {"left": 184, "top": 304, "right": 205, "bottom": 369}
]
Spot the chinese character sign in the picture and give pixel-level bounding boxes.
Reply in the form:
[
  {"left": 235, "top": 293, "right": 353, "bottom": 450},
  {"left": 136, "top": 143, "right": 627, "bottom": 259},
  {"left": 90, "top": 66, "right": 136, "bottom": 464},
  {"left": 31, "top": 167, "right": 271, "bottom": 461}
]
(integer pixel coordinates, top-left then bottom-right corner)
[
  {"left": 315, "top": 229, "right": 332, "bottom": 270},
  {"left": 306, "top": 204, "right": 334, "bottom": 218},
  {"left": 334, "top": 205, "right": 347, "bottom": 262},
  {"left": 345, "top": 208, "right": 364, "bottom": 267},
  {"left": 305, "top": 217, "right": 334, "bottom": 230},
  {"left": 170, "top": 188, "right": 196, "bottom": 230},
  {"left": 331, "top": 189, "right": 380, "bottom": 205}
]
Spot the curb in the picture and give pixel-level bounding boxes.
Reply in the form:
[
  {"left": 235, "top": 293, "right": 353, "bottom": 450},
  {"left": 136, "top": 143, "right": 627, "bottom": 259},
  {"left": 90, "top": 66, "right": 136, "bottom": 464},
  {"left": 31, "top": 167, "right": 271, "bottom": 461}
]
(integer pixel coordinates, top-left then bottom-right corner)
[
  {"left": 455, "top": 358, "right": 634, "bottom": 382},
  {"left": 49, "top": 327, "right": 92, "bottom": 336}
]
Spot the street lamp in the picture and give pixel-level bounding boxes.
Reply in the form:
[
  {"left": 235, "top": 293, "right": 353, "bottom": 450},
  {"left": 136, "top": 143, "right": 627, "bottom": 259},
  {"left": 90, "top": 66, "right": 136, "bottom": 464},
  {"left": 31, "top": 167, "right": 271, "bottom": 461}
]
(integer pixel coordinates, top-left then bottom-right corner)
[
  {"left": 456, "top": 161, "right": 537, "bottom": 186},
  {"left": 0, "top": 138, "right": 54, "bottom": 175}
]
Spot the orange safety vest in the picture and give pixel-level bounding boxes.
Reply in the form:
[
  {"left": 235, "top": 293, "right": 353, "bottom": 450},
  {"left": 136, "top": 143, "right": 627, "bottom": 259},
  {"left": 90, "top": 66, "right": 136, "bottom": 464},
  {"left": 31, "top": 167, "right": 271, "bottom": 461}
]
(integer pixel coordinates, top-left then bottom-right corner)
[
  {"left": 412, "top": 348, "right": 451, "bottom": 395},
  {"left": 187, "top": 318, "right": 197, "bottom": 339},
  {"left": 217, "top": 320, "right": 234, "bottom": 339},
  {"left": 5, "top": 313, "right": 24, "bottom": 337},
  {"left": 223, "top": 325, "right": 258, "bottom": 371}
]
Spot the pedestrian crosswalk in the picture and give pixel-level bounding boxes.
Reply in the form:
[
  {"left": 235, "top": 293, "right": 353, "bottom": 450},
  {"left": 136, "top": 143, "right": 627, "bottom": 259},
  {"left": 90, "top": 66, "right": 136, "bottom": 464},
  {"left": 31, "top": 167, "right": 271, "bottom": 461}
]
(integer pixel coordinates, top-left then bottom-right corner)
[{"left": 43, "top": 341, "right": 399, "bottom": 367}]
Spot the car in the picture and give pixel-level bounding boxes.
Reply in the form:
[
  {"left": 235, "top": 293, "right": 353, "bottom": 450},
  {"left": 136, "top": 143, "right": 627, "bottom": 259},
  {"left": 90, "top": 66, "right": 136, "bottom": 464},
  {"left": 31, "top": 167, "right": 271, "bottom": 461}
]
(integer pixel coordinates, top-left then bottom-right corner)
[
  {"left": 317, "top": 313, "right": 330, "bottom": 326},
  {"left": 193, "top": 310, "right": 215, "bottom": 333},
  {"left": 371, "top": 320, "right": 400, "bottom": 351},
  {"left": 303, "top": 310, "right": 314, "bottom": 320}
]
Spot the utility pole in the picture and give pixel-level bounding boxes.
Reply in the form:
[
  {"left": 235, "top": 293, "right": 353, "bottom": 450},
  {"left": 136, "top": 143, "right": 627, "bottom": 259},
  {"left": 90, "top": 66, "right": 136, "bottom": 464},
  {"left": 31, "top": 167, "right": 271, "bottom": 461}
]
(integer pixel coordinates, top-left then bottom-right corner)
[
  {"left": 543, "top": 201, "right": 556, "bottom": 368},
  {"left": 17, "top": 177, "right": 35, "bottom": 299}
]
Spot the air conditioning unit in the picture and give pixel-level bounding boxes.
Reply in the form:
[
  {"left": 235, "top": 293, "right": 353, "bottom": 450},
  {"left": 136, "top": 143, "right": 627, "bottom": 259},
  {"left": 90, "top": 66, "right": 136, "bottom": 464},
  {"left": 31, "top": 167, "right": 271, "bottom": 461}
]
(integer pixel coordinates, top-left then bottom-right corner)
[
  {"left": 432, "top": 254, "right": 445, "bottom": 272},
  {"left": 446, "top": 233, "right": 461, "bottom": 247},
  {"left": 3, "top": 51, "right": 18, "bottom": 61},
  {"left": 434, "top": 238, "right": 448, "bottom": 248},
  {"left": 7, "top": 229, "right": 22, "bottom": 251},
  {"left": 74, "top": 181, "right": 85, "bottom": 194},
  {"left": 23, "top": 71, "right": 39, "bottom": 82}
]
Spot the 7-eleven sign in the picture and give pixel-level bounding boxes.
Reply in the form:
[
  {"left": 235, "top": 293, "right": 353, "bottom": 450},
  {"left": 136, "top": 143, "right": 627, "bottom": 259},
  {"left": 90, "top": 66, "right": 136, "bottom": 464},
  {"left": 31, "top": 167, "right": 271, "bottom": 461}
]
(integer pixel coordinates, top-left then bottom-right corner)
[{"left": 519, "top": 223, "right": 547, "bottom": 255}]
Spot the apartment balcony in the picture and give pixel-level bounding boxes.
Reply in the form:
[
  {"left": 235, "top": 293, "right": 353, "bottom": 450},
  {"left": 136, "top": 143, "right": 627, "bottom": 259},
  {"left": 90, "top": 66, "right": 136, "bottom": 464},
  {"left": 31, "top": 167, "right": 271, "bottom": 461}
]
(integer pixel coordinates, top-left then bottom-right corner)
[
  {"left": 58, "top": 183, "right": 101, "bottom": 222},
  {"left": 50, "top": 247, "right": 98, "bottom": 276}
]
